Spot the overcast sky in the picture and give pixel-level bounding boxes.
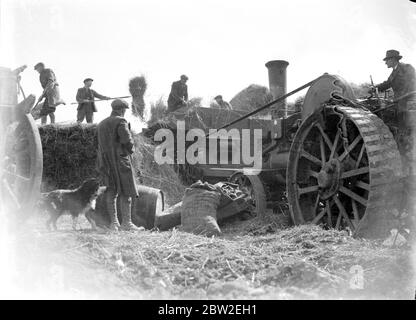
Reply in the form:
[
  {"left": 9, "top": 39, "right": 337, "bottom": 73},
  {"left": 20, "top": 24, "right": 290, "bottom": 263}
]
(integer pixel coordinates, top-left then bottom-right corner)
[{"left": 1, "top": 0, "right": 416, "bottom": 124}]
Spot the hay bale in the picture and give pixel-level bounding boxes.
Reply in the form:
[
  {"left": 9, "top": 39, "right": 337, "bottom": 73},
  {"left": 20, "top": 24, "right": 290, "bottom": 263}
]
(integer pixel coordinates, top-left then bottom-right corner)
[
  {"left": 132, "top": 134, "right": 186, "bottom": 205},
  {"left": 230, "top": 84, "right": 273, "bottom": 115},
  {"left": 39, "top": 122, "right": 186, "bottom": 206},
  {"left": 148, "top": 98, "right": 168, "bottom": 127},
  {"left": 39, "top": 123, "right": 98, "bottom": 191},
  {"left": 129, "top": 76, "right": 147, "bottom": 118}
]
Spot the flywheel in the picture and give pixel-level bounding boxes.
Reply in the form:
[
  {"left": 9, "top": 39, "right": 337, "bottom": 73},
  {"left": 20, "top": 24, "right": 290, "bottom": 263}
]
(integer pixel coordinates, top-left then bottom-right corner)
[{"left": 287, "top": 104, "right": 404, "bottom": 238}]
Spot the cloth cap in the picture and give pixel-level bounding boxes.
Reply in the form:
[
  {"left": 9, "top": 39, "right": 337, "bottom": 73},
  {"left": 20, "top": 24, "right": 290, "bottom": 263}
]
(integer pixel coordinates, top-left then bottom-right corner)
[
  {"left": 180, "top": 74, "right": 189, "bottom": 80},
  {"left": 83, "top": 78, "right": 94, "bottom": 83},
  {"left": 383, "top": 50, "right": 402, "bottom": 61},
  {"left": 34, "top": 62, "right": 45, "bottom": 70},
  {"left": 214, "top": 95, "right": 223, "bottom": 100},
  {"left": 111, "top": 99, "right": 129, "bottom": 110}
]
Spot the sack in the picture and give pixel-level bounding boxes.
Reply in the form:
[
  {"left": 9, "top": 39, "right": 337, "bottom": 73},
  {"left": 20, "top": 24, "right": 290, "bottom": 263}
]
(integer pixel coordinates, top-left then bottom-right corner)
[{"left": 181, "top": 186, "right": 222, "bottom": 237}]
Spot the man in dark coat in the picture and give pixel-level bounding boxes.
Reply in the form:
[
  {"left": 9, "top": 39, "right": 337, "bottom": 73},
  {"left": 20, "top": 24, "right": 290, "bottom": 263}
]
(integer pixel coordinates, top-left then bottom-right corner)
[
  {"left": 96, "top": 99, "right": 141, "bottom": 231},
  {"left": 373, "top": 50, "right": 416, "bottom": 214},
  {"left": 214, "top": 95, "right": 232, "bottom": 110},
  {"left": 76, "top": 78, "right": 110, "bottom": 123},
  {"left": 34, "top": 62, "right": 65, "bottom": 124},
  {"left": 167, "top": 74, "right": 189, "bottom": 112},
  {"left": 374, "top": 50, "right": 416, "bottom": 104},
  {"left": 372, "top": 50, "right": 416, "bottom": 145}
]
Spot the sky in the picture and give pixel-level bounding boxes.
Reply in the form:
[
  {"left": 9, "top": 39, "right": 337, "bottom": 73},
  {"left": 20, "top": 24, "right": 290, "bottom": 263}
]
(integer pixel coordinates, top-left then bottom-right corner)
[{"left": 1, "top": 0, "right": 416, "bottom": 124}]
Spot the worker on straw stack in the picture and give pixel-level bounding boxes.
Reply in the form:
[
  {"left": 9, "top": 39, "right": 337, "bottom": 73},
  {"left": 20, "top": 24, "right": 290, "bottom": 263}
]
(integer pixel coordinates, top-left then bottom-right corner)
[
  {"left": 167, "top": 74, "right": 189, "bottom": 113},
  {"left": 76, "top": 78, "right": 110, "bottom": 123},
  {"left": 34, "top": 62, "right": 65, "bottom": 124},
  {"left": 213, "top": 95, "right": 232, "bottom": 110},
  {"left": 96, "top": 99, "right": 143, "bottom": 232}
]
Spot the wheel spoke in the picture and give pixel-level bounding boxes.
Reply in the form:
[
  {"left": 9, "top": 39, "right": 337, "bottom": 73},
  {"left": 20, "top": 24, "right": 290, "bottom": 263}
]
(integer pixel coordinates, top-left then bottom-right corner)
[
  {"left": 339, "top": 186, "right": 368, "bottom": 206},
  {"left": 2, "top": 169, "right": 31, "bottom": 182},
  {"left": 335, "top": 211, "right": 342, "bottom": 230},
  {"left": 326, "top": 200, "right": 332, "bottom": 228},
  {"left": 2, "top": 178, "right": 21, "bottom": 210},
  {"left": 351, "top": 200, "right": 360, "bottom": 224},
  {"left": 307, "top": 169, "right": 319, "bottom": 179},
  {"left": 355, "top": 180, "right": 370, "bottom": 191},
  {"left": 311, "top": 209, "right": 326, "bottom": 224},
  {"left": 338, "top": 135, "right": 363, "bottom": 161},
  {"left": 341, "top": 167, "right": 369, "bottom": 179},
  {"left": 301, "top": 150, "right": 322, "bottom": 166},
  {"left": 354, "top": 143, "right": 366, "bottom": 169},
  {"left": 316, "top": 123, "right": 334, "bottom": 150},
  {"left": 329, "top": 131, "right": 340, "bottom": 160},
  {"left": 298, "top": 184, "right": 319, "bottom": 195},
  {"left": 320, "top": 135, "right": 326, "bottom": 165},
  {"left": 333, "top": 195, "right": 355, "bottom": 230},
  {"left": 312, "top": 194, "right": 320, "bottom": 218}
]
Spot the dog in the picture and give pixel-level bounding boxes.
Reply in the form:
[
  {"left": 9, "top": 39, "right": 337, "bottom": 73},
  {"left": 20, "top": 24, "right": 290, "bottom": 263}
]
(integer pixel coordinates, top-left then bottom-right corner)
[
  {"left": 84, "top": 186, "right": 110, "bottom": 229},
  {"left": 39, "top": 178, "right": 101, "bottom": 230}
]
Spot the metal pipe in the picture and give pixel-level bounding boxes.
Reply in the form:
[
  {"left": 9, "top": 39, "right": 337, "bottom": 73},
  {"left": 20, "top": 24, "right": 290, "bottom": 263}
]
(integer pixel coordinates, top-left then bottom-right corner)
[
  {"left": 206, "top": 74, "right": 324, "bottom": 137},
  {"left": 265, "top": 60, "right": 289, "bottom": 117}
]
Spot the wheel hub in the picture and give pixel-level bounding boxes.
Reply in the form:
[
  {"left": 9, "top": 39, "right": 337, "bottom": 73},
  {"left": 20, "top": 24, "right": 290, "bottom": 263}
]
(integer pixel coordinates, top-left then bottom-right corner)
[{"left": 317, "top": 159, "right": 342, "bottom": 200}]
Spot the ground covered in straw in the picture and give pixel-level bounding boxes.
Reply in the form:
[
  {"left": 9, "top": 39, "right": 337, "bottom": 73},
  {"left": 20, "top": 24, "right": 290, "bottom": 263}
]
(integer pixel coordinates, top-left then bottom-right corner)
[{"left": 11, "top": 213, "right": 415, "bottom": 299}]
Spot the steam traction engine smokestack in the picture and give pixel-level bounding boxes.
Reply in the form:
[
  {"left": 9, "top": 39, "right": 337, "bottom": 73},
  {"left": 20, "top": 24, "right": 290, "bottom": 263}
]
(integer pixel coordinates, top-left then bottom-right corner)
[{"left": 265, "top": 60, "right": 289, "bottom": 117}]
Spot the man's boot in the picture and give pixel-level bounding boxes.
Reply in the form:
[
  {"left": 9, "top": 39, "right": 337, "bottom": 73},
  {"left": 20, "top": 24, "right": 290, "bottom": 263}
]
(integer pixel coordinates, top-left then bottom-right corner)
[
  {"left": 105, "top": 190, "right": 120, "bottom": 231},
  {"left": 119, "top": 196, "right": 144, "bottom": 232}
]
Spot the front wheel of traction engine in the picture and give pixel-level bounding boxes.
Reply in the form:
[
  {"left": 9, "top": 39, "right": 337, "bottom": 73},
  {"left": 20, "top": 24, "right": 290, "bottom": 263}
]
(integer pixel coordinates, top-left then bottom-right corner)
[
  {"left": 1, "top": 113, "right": 43, "bottom": 219},
  {"left": 286, "top": 105, "right": 404, "bottom": 238}
]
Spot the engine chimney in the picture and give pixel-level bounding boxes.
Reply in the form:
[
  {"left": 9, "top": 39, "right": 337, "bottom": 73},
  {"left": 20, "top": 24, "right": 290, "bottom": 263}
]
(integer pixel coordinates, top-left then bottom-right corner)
[{"left": 265, "top": 60, "right": 289, "bottom": 117}]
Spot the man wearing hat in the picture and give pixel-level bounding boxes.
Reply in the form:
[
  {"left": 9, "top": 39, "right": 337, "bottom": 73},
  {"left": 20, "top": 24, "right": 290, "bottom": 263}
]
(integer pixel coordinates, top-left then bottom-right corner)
[
  {"left": 96, "top": 99, "right": 142, "bottom": 232},
  {"left": 213, "top": 95, "right": 232, "bottom": 110},
  {"left": 167, "top": 74, "right": 189, "bottom": 113},
  {"left": 76, "top": 78, "right": 110, "bottom": 123},
  {"left": 373, "top": 50, "right": 416, "bottom": 100},
  {"left": 373, "top": 50, "right": 416, "bottom": 209},
  {"left": 34, "top": 62, "right": 65, "bottom": 124}
]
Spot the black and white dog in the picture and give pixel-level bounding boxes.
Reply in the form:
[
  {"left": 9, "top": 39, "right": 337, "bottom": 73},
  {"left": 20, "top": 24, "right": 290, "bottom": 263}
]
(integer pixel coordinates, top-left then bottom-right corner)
[{"left": 39, "top": 178, "right": 102, "bottom": 230}]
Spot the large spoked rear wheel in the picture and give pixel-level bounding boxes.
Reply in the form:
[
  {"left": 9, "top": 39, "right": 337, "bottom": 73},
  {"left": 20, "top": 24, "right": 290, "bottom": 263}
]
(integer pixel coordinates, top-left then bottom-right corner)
[
  {"left": 287, "top": 105, "right": 403, "bottom": 238},
  {"left": 1, "top": 113, "right": 43, "bottom": 219}
]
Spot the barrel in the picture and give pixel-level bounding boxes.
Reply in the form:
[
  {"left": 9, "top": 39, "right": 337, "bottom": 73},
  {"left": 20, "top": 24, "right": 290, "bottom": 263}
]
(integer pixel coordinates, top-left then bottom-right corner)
[
  {"left": 95, "top": 186, "right": 165, "bottom": 229},
  {"left": 131, "top": 185, "right": 165, "bottom": 229}
]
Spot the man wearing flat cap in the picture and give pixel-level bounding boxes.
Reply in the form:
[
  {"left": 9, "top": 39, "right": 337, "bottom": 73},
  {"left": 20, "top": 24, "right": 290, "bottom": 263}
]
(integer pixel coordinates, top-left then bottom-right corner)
[
  {"left": 76, "top": 78, "right": 110, "bottom": 123},
  {"left": 214, "top": 95, "right": 232, "bottom": 110},
  {"left": 167, "top": 74, "right": 189, "bottom": 113},
  {"left": 34, "top": 62, "right": 65, "bottom": 124},
  {"left": 96, "top": 99, "right": 142, "bottom": 232}
]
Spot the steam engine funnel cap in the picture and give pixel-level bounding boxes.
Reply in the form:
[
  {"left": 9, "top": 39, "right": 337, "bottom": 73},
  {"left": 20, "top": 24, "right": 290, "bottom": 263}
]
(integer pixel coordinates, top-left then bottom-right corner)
[{"left": 265, "top": 60, "right": 289, "bottom": 68}]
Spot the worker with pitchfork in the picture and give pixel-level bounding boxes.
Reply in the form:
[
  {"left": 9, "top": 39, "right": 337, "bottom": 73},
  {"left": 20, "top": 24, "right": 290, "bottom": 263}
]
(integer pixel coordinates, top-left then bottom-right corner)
[
  {"left": 167, "top": 74, "right": 189, "bottom": 114},
  {"left": 76, "top": 78, "right": 110, "bottom": 123},
  {"left": 34, "top": 62, "right": 65, "bottom": 124}
]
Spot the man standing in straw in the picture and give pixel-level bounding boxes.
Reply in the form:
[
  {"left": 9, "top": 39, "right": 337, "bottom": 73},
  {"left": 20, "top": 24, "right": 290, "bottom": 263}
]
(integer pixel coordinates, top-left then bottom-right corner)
[
  {"left": 167, "top": 74, "right": 189, "bottom": 113},
  {"left": 96, "top": 99, "right": 143, "bottom": 232},
  {"left": 76, "top": 78, "right": 110, "bottom": 123},
  {"left": 34, "top": 62, "right": 65, "bottom": 124}
]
